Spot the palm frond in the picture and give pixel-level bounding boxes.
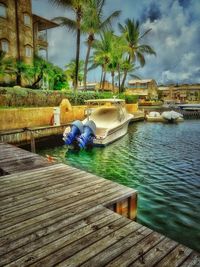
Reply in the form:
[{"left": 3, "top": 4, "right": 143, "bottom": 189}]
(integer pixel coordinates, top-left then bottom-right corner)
[
  {"left": 139, "top": 28, "right": 152, "bottom": 40},
  {"left": 136, "top": 51, "right": 145, "bottom": 67},
  {"left": 52, "top": 16, "right": 76, "bottom": 31},
  {"left": 48, "top": 0, "right": 73, "bottom": 10},
  {"left": 100, "top": 10, "right": 121, "bottom": 32},
  {"left": 138, "top": 44, "right": 156, "bottom": 55}
]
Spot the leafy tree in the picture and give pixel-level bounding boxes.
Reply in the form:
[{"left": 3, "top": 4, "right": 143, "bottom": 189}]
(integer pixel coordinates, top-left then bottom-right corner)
[
  {"left": 0, "top": 50, "right": 13, "bottom": 78},
  {"left": 32, "top": 57, "right": 68, "bottom": 90},
  {"left": 81, "top": 0, "right": 120, "bottom": 90},
  {"left": 118, "top": 18, "right": 156, "bottom": 90},
  {"left": 92, "top": 31, "right": 114, "bottom": 90},
  {"left": 65, "top": 59, "right": 84, "bottom": 87},
  {"left": 49, "top": 0, "right": 86, "bottom": 92}
]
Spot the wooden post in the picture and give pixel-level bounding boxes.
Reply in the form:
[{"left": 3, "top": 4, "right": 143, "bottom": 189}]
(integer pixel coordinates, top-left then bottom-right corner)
[
  {"left": 128, "top": 194, "right": 137, "bottom": 220},
  {"left": 30, "top": 131, "right": 36, "bottom": 153},
  {"left": 116, "top": 201, "right": 123, "bottom": 216}
]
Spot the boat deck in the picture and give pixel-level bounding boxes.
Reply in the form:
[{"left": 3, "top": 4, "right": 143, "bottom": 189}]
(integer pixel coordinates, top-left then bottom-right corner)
[{"left": 0, "top": 143, "right": 199, "bottom": 266}]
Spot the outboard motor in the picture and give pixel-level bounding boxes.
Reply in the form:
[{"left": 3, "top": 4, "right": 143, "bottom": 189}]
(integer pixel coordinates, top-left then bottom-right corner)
[
  {"left": 63, "top": 120, "right": 83, "bottom": 145},
  {"left": 78, "top": 120, "right": 96, "bottom": 149}
]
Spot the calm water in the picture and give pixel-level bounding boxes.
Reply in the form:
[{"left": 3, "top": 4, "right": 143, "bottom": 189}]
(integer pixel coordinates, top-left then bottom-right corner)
[{"left": 38, "top": 120, "right": 200, "bottom": 252}]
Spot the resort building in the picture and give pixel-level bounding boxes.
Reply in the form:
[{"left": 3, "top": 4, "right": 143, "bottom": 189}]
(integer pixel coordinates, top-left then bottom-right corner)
[
  {"left": 77, "top": 81, "right": 118, "bottom": 92},
  {"left": 158, "top": 84, "right": 200, "bottom": 103},
  {"left": 0, "top": 0, "right": 58, "bottom": 64},
  {"left": 127, "top": 79, "right": 158, "bottom": 100}
]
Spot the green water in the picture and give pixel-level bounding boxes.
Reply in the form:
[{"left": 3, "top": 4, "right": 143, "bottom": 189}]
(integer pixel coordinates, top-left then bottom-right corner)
[{"left": 39, "top": 120, "right": 200, "bottom": 252}]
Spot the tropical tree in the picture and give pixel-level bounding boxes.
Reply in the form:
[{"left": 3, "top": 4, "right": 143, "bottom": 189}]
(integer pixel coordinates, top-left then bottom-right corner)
[
  {"left": 65, "top": 59, "right": 84, "bottom": 87},
  {"left": 49, "top": 0, "right": 86, "bottom": 92},
  {"left": 81, "top": 0, "right": 120, "bottom": 90},
  {"left": 30, "top": 56, "right": 53, "bottom": 88},
  {"left": 31, "top": 57, "right": 69, "bottom": 90},
  {"left": 12, "top": 60, "right": 33, "bottom": 86},
  {"left": 0, "top": 50, "right": 14, "bottom": 78},
  {"left": 118, "top": 18, "right": 156, "bottom": 90},
  {"left": 92, "top": 31, "right": 115, "bottom": 90}
]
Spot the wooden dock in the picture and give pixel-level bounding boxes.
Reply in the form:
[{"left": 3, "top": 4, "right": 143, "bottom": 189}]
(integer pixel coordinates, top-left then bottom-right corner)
[{"left": 0, "top": 143, "right": 199, "bottom": 266}]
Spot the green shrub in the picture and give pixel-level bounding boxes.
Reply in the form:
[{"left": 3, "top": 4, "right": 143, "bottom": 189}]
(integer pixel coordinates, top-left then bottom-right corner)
[
  {"left": 0, "top": 87, "right": 117, "bottom": 107},
  {"left": 125, "top": 95, "right": 139, "bottom": 104}
]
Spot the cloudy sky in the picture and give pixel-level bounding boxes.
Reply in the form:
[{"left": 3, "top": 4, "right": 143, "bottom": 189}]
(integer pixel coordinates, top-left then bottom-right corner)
[{"left": 32, "top": 0, "right": 200, "bottom": 85}]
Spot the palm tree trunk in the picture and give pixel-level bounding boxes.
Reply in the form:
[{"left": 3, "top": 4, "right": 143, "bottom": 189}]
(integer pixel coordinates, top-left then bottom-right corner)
[
  {"left": 111, "top": 71, "right": 115, "bottom": 92},
  {"left": 74, "top": 11, "right": 81, "bottom": 93},
  {"left": 121, "top": 69, "right": 128, "bottom": 92},
  {"left": 99, "top": 66, "right": 103, "bottom": 90},
  {"left": 121, "top": 55, "right": 130, "bottom": 92},
  {"left": 16, "top": 73, "right": 21, "bottom": 86},
  {"left": 118, "top": 63, "right": 121, "bottom": 93},
  {"left": 31, "top": 72, "right": 43, "bottom": 88},
  {"left": 83, "top": 42, "right": 92, "bottom": 91},
  {"left": 102, "top": 71, "right": 106, "bottom": 91}
]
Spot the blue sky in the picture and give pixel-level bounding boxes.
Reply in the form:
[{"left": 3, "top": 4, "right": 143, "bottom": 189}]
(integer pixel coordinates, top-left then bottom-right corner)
[{"left": 32, "top": 0, "right": 200, "bottom": 85}]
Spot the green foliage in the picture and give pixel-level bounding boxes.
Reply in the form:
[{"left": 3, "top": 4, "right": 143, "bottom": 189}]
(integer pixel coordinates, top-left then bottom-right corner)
[
  {"left": 0, "top": 87, "right": 115, "bottom": 107},
  {"left": 65, "top": 60, "right": 84, "bottom": 86},
  {"left": 124, "top": 94, "right": 139, "bottom": 104}
]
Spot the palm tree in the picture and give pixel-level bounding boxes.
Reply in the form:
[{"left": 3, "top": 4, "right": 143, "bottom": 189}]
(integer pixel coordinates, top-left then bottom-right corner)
[
  {"left": 82, "top": 0, "right": 120, "bottom": 90},
  {"left": 93, "top": 31, "right": 115, "bottom": 90},
  {"left": 49, "top": 0, "right": 86, "bottom": 92},
  {"left": 65, "top": 59, "right": 84, "bottom": 88},
  {"left": 118, "top": 18, "right": 156, "bottom": 90},
  {"left": 30, "top": 56, "right": 54, "bottom": 88}
]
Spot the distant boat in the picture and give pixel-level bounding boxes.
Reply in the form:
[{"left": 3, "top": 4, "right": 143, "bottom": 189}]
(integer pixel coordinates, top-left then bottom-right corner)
[
  {"left": 177, "top": 104, "right": 200, "bottom": 111},
  {"left": 146, "top": 111, "right": 183, "bottom": 123},
  {"left": 161, "top": 110, "right": 184, "bottom": 122}
]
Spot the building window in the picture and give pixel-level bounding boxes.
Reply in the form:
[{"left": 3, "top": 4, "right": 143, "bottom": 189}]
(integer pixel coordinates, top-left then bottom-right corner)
[
  {"left": 1, "top": 39, "right": 9, "bottom": 52},
  {"left": 24, "top": 13, "right": 31, "bottom": 26},
  {"left": 25, "top": 45, "right": 32, "bottom": 57},
  {"left": 0, "top": 3, "right": 7, "bottom": 18}
]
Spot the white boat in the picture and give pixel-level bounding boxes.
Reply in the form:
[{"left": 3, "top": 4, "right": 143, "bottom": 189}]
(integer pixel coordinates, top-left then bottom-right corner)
[
  {"left": 146, "top": 111, "right": 183, "bottom": 123},
  {"left": 161, "top": 110, "right": 184, "bottom": 122},
  {"left": 177, "top": 104, "right": 200, "bottom": 111},
  {"left": 146, "top": 111, "right": 164, "bottom": 122},
  {"left": 63, "top": 99, "right": 133, "bottom": 149}
]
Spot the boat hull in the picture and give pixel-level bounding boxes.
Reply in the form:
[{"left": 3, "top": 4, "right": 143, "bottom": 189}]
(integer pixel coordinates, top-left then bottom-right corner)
[
  {"left": 94, "top": 119, "right": 131, "bottom": 146},
  {"left": 146, "top": 115, "right": 183, "bottom": 123}
]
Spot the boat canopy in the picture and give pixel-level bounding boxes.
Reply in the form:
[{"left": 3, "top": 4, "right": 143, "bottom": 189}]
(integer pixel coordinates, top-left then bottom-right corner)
[{"left": 85, "top": 99, "right": 125, "bottom": 105}]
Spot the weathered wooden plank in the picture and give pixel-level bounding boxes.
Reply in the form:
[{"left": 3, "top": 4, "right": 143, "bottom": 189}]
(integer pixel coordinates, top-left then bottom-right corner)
[
  {"left": 0, "top": 164, "right": 71, "bottom": 184},
  {"left": 0, "top": 207, "right": 110, "bottom": 256},
  {"left": 0, "top": 178, "right": 110, "bottom": 220},
  {"left": 0, "top": 157, "right": 52, "bottom": 173},
  {"left": 154, "top": 244, "right": 193, "bottom": 267},
  {"left": 80, "top": 226, "right": 149, "bottom": 267},
  {"left": 0, "top": 187, "right": 134, "bottom": 237},
  {"left": 0, "top": 167, "right": 81, "bottom": 195},
  {"left": 180, "top": 252, "right": 200, "bottom": 267},
  {"left": 0, "top": 180, "right": 115, "bottom": 229},
  {"left": 129, "top": 237, "right": 178, "bottom": 267},
  {"left": 0, "top": 143, "right": 53, "bottom": 173},
  {"left": 0, "top": 174, "right": 103, "bottom": 215},
  {"left": 0, "top": 169, "right": 100, "bottom": 206},
  {"left": 57, "top": 222, "right": 145, "bottom": 267},
  {"left": 0, "top": 170, "right": 99, "bottom": 207},
  {"left": 0, "top": 164, "right": 65, "bottom": 182},
  {"left": 0, "top": 204, "right": 104, "bottom": 248},
  {"left": 0, "top": 209, "right": 115, "bottom": 265},
  {"left": 5, "top": 213, "right": 128, "bottom": 267},
  {"left": 105, "top": 231, "right": 164, "bottom": 267}
]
